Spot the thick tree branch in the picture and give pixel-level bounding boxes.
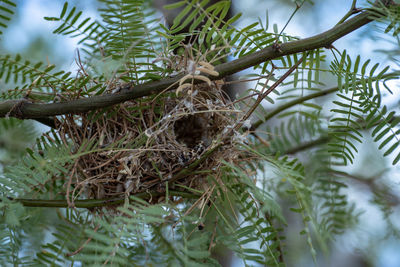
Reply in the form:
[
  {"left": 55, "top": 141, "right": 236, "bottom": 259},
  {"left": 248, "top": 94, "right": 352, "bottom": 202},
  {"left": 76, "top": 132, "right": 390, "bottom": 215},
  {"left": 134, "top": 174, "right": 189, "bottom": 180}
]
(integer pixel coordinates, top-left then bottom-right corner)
[
  {"left": 215, "top": 9, "right": 372, "bottom": 78},
  {"left": 0, "top": 8, "right": 385, "bottom": 119}
]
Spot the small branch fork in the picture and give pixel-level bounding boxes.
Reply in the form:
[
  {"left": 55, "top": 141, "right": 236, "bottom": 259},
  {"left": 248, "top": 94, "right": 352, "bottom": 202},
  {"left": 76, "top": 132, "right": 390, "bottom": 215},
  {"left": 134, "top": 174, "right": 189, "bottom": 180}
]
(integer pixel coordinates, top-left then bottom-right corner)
[
  {"left": 234, "top": 55, "right": 306, "bottom": 131},
  {"left": 336, "top": 0, "right": 361, "bottom": 25}
]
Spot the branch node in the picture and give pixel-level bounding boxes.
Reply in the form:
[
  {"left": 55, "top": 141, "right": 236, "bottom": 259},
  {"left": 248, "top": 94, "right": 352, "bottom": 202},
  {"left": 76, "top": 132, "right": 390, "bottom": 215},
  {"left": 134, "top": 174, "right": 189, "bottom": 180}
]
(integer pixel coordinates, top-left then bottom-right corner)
[
  {"left": 6, "top": 99, "right": 29, "bottom": 119},
  {"left": 325, "top": 43, "right": 335, "bottom": 49},
  {"left": 272, "top": 42, "right": 283, "bottom": 53}
]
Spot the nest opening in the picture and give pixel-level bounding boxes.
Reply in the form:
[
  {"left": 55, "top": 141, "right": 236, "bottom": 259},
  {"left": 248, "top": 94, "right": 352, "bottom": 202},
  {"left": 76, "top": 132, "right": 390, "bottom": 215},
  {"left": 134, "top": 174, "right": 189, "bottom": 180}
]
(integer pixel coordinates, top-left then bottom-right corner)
[{"left": 174, "top": 113, "right": 209, "bottom": 148}]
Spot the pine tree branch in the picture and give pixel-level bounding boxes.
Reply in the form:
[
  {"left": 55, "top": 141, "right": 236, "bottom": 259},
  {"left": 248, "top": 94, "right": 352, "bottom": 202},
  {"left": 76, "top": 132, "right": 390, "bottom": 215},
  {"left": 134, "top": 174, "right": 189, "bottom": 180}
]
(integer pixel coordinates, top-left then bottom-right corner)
[{"left": 0, "top": 7, "right": 389, "bottom": 119}]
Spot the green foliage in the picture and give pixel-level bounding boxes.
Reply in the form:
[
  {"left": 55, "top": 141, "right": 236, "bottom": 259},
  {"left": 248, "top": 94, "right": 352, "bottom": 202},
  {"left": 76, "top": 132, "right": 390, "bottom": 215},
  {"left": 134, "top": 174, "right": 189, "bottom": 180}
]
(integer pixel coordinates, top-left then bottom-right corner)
[
  {"left": 329, "top": 51, "right": 400, "bottom": 165},
  {"left": 0, "top": 0, "right": 16, "bottom": 35},
  {"left": 263, "top": 114, "right": 324, "bottom": 154},
  {"left": 315, "top": 176, "right": 358, "bottom": 238},
  {"left": 44, "top": 2, "right": 105, "bottom": 43},
  {"left": 0, "top": 0, "right": 399, "bottom": 266},
  {"left": 0, "top": 225, "right": 25, "bottom": 265},
  {"left": 0, "top": 52, "right": 105, "bottom": 100},
  {"left": 0, "top": 118, "right": 37, "bottom": 162},
  {"left": 0, "top": 132, "right": 74, "bottom": 197}
]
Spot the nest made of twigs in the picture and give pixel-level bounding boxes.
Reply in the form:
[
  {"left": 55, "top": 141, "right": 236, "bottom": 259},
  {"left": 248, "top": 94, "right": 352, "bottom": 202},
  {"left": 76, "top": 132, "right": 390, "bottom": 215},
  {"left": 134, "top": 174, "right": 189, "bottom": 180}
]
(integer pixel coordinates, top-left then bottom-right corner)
[{"left": 56, "top": 79, "right": 242, "bottom": 203}]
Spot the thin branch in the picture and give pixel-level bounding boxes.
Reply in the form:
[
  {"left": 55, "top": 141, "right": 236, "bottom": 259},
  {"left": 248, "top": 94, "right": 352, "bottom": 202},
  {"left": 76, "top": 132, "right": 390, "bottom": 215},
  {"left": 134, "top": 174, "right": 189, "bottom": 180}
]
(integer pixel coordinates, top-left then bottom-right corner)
[
  {"left": 331, "top": 169, "right": 400, "bottom": 206},
  {"left": 264, "top": 213, "right": 285, "bottom": 265},
  {"left": 251, "top": 84, "right": 337, "bottom": 132},
  {"left": 283, "top": 136, "right": 331, "bottom": 155},
  {"left": 8, "top": 190, "right": 200, "bottom": 208},
  {"left": 250, "top": 71, "right": 400, "bottom": 131},
  {"left": 277, "top": 115, "right": 400, "bottom": 155},
  {"left": 236, "top": 54, "right": 305, "bottom": 131},
  {"left": 336, "top": 0, "right": 360, "bottom": 25},
  {"left": 65, "top": 224, "right": 100, "bottom": 257},
  {"left": 0, "top": 8, "right": 386, "bottom": 119},
  {"left": 275, "top": 1, "right": 305, "bottom": 43}
]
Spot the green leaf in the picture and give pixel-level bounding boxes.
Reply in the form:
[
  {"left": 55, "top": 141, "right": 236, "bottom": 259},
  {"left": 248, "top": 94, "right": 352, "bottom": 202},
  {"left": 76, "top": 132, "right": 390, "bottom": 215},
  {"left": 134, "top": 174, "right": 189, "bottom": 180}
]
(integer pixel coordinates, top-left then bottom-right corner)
[
  {"left": 164, "top": 1, "right": 186, "bottom": 10},
  {"left": 60, "top": 2, "right": 68, "bottom": 18}
]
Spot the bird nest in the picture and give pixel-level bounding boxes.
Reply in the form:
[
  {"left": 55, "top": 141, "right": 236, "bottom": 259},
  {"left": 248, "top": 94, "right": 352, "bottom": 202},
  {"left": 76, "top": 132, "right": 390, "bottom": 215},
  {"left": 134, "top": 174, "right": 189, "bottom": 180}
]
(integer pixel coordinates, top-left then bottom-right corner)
[{"left": 56, "top": 78, "right": 242, "bottom": 203}]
